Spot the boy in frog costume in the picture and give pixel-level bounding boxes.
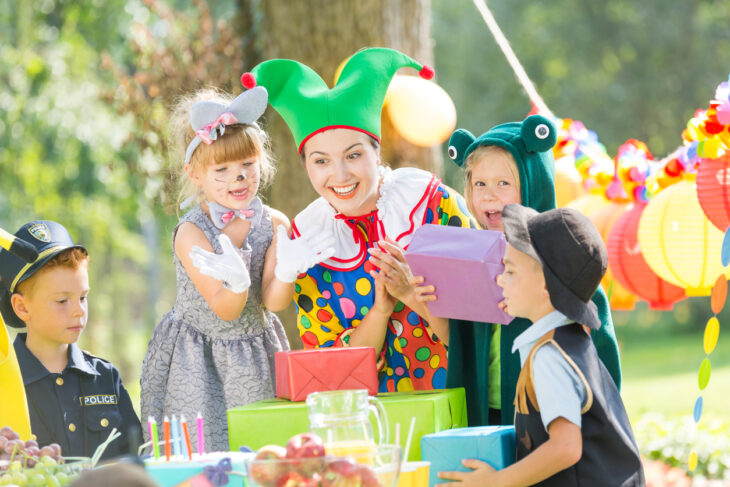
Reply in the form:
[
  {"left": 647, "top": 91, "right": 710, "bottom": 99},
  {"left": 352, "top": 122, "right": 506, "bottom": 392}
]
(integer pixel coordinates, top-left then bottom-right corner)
[{"left": 444, "top": 117, "right": 622, "bottom": 425}]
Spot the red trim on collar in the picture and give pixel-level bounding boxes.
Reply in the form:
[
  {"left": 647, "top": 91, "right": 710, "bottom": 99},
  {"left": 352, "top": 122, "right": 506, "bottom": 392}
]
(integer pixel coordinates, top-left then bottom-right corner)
[
  {"left": 298, "top": 126, "right": 381, "bottom": 154},
  {"left": 293, "top": 176, "right": 442, "bottom": 272},
  {"left": 396, "top": 176, "right": 440, "bottom": 243}
]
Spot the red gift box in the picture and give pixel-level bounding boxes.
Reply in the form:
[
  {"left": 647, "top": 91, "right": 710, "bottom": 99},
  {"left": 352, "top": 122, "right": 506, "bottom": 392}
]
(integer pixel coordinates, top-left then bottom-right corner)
[{"left": 275, "top": 347, "right": 379, "bottom": 401}]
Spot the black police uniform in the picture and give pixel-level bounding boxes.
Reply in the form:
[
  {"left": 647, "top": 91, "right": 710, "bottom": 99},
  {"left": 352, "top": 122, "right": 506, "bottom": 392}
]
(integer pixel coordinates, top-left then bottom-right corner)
[
  {"left": 13, "top": 333, "right": 142, "bottom": 460},
  {"left": 1, "top": 220, "right": 143, "bottom": 459}
]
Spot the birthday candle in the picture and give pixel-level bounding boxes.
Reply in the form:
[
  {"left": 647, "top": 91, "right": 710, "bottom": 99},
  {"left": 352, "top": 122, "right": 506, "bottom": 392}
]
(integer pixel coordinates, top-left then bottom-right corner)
[
  {"left": 171, "top": 415, "right": 181, "bottom": 457},
  {"left": 196, "top": 412, "right": 205, "bottom": 455},
  {"left": 148, "top": 416, "right": 160, "bottom": 460},
  {"left": 163, "top": 416, "right": 171, "bottom": 461},
  {"left": 181, "top": 415, "right": 193, "bottom": 461},
  {"left": 177, "top": 416, "right": 187, "bottom": 458}
]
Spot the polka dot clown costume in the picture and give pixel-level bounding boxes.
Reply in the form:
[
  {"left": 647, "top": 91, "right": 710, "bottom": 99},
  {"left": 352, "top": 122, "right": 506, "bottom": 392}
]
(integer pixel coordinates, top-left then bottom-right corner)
[{"left": 242, "top": 48, "right": 476, "bottom": 391}]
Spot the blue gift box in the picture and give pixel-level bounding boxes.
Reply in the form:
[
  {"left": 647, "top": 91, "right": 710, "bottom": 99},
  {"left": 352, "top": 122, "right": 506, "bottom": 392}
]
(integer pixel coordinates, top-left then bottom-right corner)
[{"left": 421, "top": 425, "right": 515, "bottom": 486}]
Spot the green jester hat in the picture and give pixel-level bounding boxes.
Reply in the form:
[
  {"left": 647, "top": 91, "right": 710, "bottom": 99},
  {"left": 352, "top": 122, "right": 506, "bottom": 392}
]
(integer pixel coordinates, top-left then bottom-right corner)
[{"left": 240, "top": 47, "right": 435, "bottom": 153}]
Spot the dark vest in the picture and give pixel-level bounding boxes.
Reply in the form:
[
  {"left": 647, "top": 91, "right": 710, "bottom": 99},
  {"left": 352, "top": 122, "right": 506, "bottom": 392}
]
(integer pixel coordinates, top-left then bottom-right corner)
[{"left": 514, "top": 324, "right": 644, "bottom": 487}]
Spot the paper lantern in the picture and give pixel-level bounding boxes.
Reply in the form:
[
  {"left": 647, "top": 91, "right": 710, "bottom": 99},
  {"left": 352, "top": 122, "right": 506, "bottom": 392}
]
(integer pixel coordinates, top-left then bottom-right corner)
[
  {"left": 638, "top": 178, "right": 730, "bottom": 295},
  {"left": 607, "top": 203, "right": 686, "bottom": 310},
  {"left": 589, "top": 202, "right": 637, "bottom": 310},
  {"left": 385, "top": 75, "right": 457, "bottom": 147},
  {"left": 566, "top": 192, "right": 609, "bottom": 217},
  {"left": 554, "top": 156, "right": 587, "bottom": 207},
  {"left": 697, "top": 152, "right": 730, "bottom": 231}
]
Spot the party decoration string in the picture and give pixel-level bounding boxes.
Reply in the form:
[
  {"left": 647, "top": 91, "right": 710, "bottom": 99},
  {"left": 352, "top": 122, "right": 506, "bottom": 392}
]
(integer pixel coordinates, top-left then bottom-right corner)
[{"left": 689, "top": 275, "right": 725, "bottom": 472}]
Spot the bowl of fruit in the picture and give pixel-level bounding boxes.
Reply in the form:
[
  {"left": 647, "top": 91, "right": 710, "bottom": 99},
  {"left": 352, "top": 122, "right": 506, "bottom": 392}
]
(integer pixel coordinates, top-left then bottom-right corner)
[
  {"left": 0, "top": 426, "right": 92, "bottom": 486},
  {"left": 245, "top": 433, "right": 401, "bottom": 487}
]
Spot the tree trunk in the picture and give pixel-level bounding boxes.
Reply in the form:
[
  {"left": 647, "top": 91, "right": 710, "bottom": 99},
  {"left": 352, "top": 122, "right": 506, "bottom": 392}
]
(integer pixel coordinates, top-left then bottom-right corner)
[
  {"left": 258, "top": 0, "right": 438, "bottom": 217},
  {"left": 252, "top": 0, "right": 438, "bottom": 347}
]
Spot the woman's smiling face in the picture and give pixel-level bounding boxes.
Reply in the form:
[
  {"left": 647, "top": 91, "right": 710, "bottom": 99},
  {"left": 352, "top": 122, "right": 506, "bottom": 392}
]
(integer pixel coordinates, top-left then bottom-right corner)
[{"left": 302, "top": 129, "right": 382, "bottom": 216}]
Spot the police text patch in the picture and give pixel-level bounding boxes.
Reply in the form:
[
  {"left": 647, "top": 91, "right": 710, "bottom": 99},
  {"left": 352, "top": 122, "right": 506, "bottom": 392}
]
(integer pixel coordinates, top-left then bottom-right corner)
[{"left": 80, "top": 394, "right": 118, "bottom": 406}]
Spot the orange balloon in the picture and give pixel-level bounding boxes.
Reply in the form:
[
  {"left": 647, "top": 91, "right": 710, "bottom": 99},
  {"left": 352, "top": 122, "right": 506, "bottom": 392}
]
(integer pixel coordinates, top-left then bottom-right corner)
[
  {"left": 711, "top": 275, "right": 728, "bottom": 315},
  {"left": 385, "top": 75, "right": 457, "bottom": 147}
]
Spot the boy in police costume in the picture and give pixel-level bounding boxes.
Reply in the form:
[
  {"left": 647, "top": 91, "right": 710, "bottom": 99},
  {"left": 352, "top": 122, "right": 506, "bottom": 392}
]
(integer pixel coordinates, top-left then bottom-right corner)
[
  {"left": 0, "top": 220, "right": 142, "bottom": 460},
  {"left": 439, "top": 205, "right": 644, "bottom": 487}
]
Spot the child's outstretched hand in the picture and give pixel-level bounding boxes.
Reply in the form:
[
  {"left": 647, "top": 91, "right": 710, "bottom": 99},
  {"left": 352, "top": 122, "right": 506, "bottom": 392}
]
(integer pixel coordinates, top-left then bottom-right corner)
[
  {"left": 437, "top": 459, "right": 498, "bottom": 486},
  {"left": 190, "top": 233, "right": 251, "bottom": 293},
  {"left": 274, "top": 226, "right": 336, "bottom": 283}
]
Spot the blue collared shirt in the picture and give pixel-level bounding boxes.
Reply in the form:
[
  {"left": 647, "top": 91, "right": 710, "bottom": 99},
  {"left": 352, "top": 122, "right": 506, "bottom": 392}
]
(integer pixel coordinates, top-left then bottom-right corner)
[
  {"left": 512, "top": 310, "right": 587, "bottom": 430},
  {"left": 13, "top": 333, "right": 142, "bottom": 459}
]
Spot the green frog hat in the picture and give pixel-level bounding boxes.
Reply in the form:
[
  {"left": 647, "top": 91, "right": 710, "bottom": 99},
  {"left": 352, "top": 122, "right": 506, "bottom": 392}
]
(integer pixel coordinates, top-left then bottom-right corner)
[
  {"left": 448, "top": 114, "right": 558, "bottom": 211},
  {"left": 240, "top": 47, "right": 435, "bottom": 153}
]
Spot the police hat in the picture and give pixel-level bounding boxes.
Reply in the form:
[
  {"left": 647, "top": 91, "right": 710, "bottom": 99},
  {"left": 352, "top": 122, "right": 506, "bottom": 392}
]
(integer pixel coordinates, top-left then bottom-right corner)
[{"left": 0, "top": 221, "right": 86, "bottom": 328}]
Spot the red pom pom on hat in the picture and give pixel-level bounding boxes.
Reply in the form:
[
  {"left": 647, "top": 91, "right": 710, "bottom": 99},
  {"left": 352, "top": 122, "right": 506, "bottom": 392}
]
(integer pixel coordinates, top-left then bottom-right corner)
[
  {"left": 241, "top": 72, "right": 256, "bottom": 89},
  {"left": 419, "top": 65, "right": 435, "bottom": 80}
]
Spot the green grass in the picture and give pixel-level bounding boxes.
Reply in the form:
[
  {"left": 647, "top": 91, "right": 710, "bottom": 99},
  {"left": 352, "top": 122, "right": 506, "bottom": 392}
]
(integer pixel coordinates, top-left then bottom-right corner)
[{"left": 617, "top": 327, "right": 730, "bottom": 422}]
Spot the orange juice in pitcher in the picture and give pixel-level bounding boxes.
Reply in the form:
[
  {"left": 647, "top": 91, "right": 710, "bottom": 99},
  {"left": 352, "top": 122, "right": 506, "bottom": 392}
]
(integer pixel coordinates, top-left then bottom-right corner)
[{"left": 306, "top": 389, "right": 388, "bottom": 461}]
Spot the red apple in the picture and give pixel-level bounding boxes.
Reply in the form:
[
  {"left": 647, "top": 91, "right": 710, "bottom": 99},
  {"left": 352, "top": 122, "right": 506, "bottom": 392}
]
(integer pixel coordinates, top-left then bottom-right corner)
[
  {"left": 250, "top": 445, "right": 288, "bottom": 487},
  {"left": 285, "top": 433, "right": 326, "bottom": 459},
  {"left": 276, "top": 471, "right": 321, "bottom": 487}
]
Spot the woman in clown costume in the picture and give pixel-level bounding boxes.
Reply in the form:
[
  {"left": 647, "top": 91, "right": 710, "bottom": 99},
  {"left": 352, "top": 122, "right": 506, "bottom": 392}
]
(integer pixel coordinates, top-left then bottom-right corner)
[{"left": 241, "top": 48, "right": 477, "bottom": 392}]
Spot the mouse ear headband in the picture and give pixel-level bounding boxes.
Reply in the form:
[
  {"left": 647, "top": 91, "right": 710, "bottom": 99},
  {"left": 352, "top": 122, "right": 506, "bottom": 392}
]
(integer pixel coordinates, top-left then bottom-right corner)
[{"left": 184, "top": 86, "right": 268, "bottom": 164}]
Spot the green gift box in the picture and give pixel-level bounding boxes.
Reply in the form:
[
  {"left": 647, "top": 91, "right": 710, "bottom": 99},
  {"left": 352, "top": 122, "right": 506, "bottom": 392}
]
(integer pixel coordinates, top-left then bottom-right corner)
[{"left": 227, "top": 388, "right": 467, "bottom": 462}]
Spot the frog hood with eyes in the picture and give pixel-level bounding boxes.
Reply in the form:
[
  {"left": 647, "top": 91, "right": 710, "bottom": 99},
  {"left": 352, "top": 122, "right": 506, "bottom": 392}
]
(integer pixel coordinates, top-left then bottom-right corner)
[{"left": 448, "top": 114, "right": 557, "bottom": 213}]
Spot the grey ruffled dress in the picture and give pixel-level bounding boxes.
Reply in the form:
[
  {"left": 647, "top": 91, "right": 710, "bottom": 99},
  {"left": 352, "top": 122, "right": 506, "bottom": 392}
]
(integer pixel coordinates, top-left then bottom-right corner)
[{"left": 140, "top": 201, "right": 289, "bottom": 452}]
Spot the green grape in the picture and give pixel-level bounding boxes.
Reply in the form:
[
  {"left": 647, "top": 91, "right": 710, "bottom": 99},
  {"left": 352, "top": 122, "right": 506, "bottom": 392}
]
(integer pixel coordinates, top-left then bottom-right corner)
[
  {"left": 8, "top": 461, "right": 22, "bottom": 472},
  {"left": 55, "top": 471, "right": 70, "bottom": 486},
  {"left": 27, "top": 472, "right": 45, "bottom": 487},
  {"left": 0, "top": 474, "right": 14, "bottom": 485},
  {"left": 39, "top": 456, "right": 56, "bottom": 467},
  {"left": 44, "top": 474, "right": 61, "bottom": 487},
  {"left": 11, "top": 471, "right": 27, "bottom": 485}
]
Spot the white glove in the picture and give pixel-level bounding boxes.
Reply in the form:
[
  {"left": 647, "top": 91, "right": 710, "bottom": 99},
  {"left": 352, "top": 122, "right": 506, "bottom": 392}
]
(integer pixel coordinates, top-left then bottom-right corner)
[
  {"left": 190, "top": 234, "right": 252, "bottom": 293},
  {"left": 274, "top": 225, "right": 336, "bottom": 283}
]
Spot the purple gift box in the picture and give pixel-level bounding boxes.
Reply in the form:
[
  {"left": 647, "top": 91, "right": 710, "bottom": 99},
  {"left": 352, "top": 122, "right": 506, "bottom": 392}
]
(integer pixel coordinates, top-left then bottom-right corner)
[{"left": 405, "top": 225, "right": 513, "bottom": 324}]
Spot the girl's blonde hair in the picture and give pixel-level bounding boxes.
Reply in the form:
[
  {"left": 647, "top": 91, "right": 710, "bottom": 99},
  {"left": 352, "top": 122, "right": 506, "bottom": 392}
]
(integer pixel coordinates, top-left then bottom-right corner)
[
  {"left": 167, "top": 88, "right": 275, "bottom": 212},
  {"left": 463, "top": 145, "right": 521, "bottom": 217}
]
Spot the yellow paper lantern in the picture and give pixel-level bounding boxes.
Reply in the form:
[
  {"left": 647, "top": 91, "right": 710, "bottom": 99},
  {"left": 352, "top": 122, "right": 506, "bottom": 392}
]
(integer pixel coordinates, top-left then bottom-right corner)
[
  {"left": 0, "top": 315, "right": 32, "bottom": 440},
  {"left": 638, "top": 178, "right": 730, "bottom": 295},
  {"left": 589, "top": 202, "right": 637, "bottom": 310},
  {"left": 385, "top": 75, "right": 457, "bottom": 147},
  {"left": 554, "top": 156, "right": 587, "bottom": 207},
  {"left": 566, "top": 192, "right": 609, "bottom": 218}
]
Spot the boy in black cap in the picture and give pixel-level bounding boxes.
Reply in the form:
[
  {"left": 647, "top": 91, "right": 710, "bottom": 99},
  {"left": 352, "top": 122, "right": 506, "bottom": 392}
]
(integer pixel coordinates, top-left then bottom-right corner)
[
  {"left": 439, "top": 205, "right": 644, "bottom": 487},
  {"left": 0, "top": 220, "right": 142, "bottom": 460}
]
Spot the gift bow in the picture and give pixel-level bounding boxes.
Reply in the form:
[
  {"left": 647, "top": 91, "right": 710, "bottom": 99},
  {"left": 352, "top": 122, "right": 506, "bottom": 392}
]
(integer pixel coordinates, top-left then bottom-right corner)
[
  {"left": 203, "top": 457, "right": 232, "bottom": 487},
  {"left": 196, "top": 112, "right": 238, "bottom": 145}
]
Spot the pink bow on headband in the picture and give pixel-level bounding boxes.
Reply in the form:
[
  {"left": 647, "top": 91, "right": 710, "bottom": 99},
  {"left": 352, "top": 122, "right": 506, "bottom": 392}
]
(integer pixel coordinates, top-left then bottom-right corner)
[
  {"left": 220, "top": 208, "right": 255, "bottom": 226},
  {"left": 196, "top": 112, "right": 238, "bottom": 145}
]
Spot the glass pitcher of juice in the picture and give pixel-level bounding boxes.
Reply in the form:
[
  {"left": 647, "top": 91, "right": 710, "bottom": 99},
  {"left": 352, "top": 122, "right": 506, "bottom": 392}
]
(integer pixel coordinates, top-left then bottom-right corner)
[{"left": 306, "top": 389, "right": 389, "bottom": 457}]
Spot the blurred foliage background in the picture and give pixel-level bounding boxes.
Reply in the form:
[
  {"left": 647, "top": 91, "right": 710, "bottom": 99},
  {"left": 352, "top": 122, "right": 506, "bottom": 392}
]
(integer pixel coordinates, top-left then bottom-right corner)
[{"left": 2, "top": 0, "right": 730, "bottom": 429}]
